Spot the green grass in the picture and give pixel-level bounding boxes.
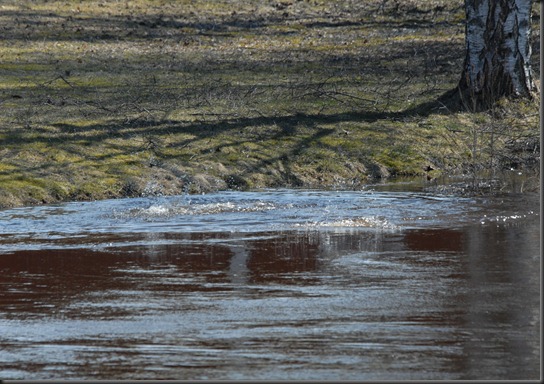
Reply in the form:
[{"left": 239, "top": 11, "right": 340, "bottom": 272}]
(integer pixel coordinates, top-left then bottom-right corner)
[{"left": 0, "top": 0, "right": 540, "bottom": 207}]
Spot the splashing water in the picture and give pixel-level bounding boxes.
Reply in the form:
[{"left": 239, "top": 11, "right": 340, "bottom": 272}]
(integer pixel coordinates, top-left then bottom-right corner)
[{"left": 0, "top": 189, "right": 538, "bottom": 253}]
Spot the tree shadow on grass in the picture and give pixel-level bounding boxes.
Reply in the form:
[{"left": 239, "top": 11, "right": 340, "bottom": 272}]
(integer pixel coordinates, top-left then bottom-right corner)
[{"left": 31, "top": 98, "right": 446, "bottom": 186}]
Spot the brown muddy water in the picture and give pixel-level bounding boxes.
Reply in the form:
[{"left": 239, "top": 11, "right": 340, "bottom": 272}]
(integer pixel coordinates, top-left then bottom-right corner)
[{"left": 0, "top": 185, "right": 540, "bottom": 380}]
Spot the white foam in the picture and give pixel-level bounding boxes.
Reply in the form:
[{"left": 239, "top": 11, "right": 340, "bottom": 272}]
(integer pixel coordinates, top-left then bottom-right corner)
[
  {"left": 293, "top": 216, "right": 397, "bottom": 230},
  {"left": 124, "top": 201, "right": 278, "bottom": 219}
]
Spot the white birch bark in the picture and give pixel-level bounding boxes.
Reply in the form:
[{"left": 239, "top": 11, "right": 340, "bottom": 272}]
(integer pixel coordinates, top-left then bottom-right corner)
[{"left": 460, "top": 0, "right": 535, "bottom": 109}]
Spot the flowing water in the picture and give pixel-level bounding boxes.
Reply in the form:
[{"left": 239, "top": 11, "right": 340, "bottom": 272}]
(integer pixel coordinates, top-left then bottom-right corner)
[{"left": 0, "top": 185, "right": 540, "bottom": 380}]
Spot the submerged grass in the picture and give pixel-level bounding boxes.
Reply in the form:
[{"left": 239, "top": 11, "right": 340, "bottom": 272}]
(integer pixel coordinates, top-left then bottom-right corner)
[{"left": 0, "top": 0, "right": 540, "bottom": 207}]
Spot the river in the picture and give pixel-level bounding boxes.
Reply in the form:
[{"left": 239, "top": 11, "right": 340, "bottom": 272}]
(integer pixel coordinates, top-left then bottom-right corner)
[{"left": 0, "top": 184, "right": 540, "bottom": 380}]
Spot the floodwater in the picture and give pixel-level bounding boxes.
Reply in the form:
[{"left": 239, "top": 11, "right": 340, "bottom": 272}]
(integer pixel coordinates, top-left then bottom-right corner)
[{"left": 0, "top": 185, "right": 540, "bottom": 380}]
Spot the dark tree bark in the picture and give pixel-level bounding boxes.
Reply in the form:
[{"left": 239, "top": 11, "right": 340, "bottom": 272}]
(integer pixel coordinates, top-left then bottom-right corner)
[{"left": 457, "top": 0, "right": 536, "bottom": 111}]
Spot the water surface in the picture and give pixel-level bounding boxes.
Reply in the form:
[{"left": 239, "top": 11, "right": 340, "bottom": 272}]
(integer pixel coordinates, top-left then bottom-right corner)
[{"left": 0, "top": 187, "right": 540, "bottom": 380}]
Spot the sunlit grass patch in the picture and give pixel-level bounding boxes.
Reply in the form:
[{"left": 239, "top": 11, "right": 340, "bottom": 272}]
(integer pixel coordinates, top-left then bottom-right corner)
[{"left": 0, "top": 0, "right": 539, "bottom": 207}]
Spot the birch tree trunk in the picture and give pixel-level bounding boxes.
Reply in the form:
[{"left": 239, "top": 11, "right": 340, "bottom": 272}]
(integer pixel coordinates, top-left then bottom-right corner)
[{"left": 458, "top": 0, "right": 536, "bottom": 111}]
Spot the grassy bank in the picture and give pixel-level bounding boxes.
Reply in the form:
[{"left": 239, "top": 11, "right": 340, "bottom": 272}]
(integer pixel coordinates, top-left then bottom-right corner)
[{"left": 0, "top": 0, "right": 540, "bottom": 208}]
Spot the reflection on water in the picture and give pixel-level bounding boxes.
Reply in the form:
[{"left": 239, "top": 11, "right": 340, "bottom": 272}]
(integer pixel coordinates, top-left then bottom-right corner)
[{"left": 0, "top": 189, "right": 540, "bottom": 380}]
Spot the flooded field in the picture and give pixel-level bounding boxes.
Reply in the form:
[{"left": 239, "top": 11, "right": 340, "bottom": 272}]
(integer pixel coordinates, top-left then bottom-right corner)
[{"left": 0, "top": 186, "right": 540, "bottom": 380}]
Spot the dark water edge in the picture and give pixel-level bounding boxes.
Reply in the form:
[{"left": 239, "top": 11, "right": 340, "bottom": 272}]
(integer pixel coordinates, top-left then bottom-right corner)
[{"left": 0, "top": 187, "right": 540, "bottom": 380}]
